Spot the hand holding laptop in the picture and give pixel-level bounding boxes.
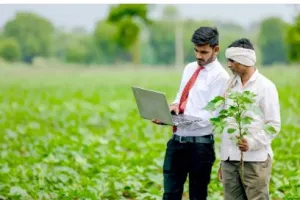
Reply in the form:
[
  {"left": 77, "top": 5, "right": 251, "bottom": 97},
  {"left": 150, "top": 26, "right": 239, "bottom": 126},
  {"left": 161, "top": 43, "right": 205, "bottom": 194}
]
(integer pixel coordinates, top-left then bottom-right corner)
[
  {"left": 152, "top": 103, "right": 179, "bottom": 125},
  {"left": 169, "top": 103, "right": 179, "bottom": 115},
  {"left": 152, "top": 119, "right": 166, "bottom": 125}
]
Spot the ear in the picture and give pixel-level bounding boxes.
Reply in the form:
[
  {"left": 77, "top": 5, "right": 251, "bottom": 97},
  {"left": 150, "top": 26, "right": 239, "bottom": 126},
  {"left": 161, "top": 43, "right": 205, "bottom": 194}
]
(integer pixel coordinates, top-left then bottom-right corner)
[{"left": 214, "top": 46, "right": 220, "bottom": 55}]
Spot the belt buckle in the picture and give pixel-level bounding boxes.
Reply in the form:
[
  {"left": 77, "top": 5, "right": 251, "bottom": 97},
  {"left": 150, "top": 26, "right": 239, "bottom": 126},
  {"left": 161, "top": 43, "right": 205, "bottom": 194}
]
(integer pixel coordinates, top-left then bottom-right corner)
[{"left": 179, "top": 136, "right": 187, "bottom": 143}]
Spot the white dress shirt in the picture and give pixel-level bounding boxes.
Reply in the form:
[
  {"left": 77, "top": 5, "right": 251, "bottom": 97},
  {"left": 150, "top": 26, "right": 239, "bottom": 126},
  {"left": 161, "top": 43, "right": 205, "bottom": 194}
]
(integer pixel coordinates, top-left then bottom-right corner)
[
  {"left": 172, "top": 59, "right": 230, "bottom": 137},
  {"left": 220, "top": 69, "right": 281, "bottom": 162}
]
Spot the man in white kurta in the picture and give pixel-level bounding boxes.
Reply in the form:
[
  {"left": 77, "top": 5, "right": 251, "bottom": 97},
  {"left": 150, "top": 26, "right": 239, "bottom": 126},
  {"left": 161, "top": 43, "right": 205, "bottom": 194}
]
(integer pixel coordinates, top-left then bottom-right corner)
[{"left": 220, "top": 38, "right": 281, "bottom": 200}]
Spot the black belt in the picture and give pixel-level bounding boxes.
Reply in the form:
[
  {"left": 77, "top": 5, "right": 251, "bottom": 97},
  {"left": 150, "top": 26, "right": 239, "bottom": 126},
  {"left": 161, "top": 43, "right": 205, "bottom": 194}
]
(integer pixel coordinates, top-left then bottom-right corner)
[{"left": 172, "top": 134, "right": 214, "bottom": 144}]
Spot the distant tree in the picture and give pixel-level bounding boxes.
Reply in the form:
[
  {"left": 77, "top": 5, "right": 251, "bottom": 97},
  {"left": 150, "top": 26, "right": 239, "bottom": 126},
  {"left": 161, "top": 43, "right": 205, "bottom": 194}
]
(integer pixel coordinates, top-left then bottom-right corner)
[
  {"left": 140, "top": 40, "right": 156, "bottom": 65},
  {"left": 51, "top": 26, "right": 102, "bottom": 65},
  {"left": 148, "top": 21, "right": 176, "bottom": 65},
  {"left": 52, "top": 27, "right": 69, "bottom": 61},
  {"left": 258, "top": 17, "right": 288, "bottom": 66},
  {"left": 94, "top": 20, "right": 120, "bottom": 64},
  {"left": 162, "top": 5, "right": 184, "bottom": 68},
  {"left": 0, "top": 37, "right": 21, "bottom": 62},
  {"left": 106, "top": 4, "right": 151, "bottom": 64},
  {"left": 3, "top": 12, "right": 54, "bottom": 63},
  {"left": 65, "top": 33, "right": 101, "bottom": 65},
  {"left": 286, "top": 14, "right": 300, "bottom": 63},
  {"left": 65, "top": 43, "right": 88, "bottom": 64},
  {"left": 68, "top": 27, "right": 102, "bottom": 64},
  {"left": 84, "top": 37, "right": 103, "bottom": 65}
]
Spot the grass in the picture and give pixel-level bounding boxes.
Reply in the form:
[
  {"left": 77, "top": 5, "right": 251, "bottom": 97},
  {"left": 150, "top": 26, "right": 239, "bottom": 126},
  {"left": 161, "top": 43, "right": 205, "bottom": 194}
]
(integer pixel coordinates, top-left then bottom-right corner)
[{"left": 0, "top": 66, "right": 299, "bottom": 200}]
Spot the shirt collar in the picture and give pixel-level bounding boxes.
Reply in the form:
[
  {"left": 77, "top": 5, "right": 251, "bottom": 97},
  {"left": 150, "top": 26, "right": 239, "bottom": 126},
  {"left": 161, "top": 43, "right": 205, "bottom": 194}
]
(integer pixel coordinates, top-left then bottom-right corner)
[
  {"left": 203, "top": 58, "right": 218, "bottom": 71},
  {"left": 233, "top": 68, "right": 259, "bottom": 86}
]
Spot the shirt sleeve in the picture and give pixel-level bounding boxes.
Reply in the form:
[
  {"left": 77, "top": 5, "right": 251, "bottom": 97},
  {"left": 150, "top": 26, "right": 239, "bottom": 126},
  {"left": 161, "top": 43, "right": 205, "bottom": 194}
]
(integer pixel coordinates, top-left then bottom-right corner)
[{"left": 245, "top": 84, "right": 281, "bottom": 151}]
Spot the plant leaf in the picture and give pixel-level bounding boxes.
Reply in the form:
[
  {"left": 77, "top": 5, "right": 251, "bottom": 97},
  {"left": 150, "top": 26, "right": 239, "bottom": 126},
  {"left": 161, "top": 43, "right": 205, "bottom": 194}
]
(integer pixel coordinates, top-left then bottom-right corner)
[
  {"left": 241, "top": 116, "right": 254, "bottom": 125},
  {"left": 228, "top": 91, "right": 240, "bottom": 99},
  {"left": 228, "top": 106, "right": 238, "bottom": 115},
  {"left": 242, "top": 131, "right": 248, "bottom": 136},
  {"left": 204, "top": 96, "right": 225, "bottom": 111},
  {"left": 227, "top": 128, "right": 236, "bottom": 134},
  {"left": 210, "top": 117, "right": 221, "bottom": 123},
  {"left": 204, "top": 101, "right": 217, "bottom": 111},
  {"left": 214, "top": 125, "right": 224, "bottom": 134}
]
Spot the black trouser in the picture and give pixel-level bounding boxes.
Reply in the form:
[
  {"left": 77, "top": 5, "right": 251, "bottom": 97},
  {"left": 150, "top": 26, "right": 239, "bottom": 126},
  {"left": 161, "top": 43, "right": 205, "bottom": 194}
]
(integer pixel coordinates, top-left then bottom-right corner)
[{"left": 162, "top": 135, "right": 215, "bottom": 200}]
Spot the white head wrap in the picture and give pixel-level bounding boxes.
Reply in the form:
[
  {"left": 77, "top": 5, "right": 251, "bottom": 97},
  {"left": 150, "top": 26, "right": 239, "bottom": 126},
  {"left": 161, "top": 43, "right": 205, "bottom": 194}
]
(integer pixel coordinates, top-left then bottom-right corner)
[{"left": 225, "top": 47, "right": 256, "bottom": 66}]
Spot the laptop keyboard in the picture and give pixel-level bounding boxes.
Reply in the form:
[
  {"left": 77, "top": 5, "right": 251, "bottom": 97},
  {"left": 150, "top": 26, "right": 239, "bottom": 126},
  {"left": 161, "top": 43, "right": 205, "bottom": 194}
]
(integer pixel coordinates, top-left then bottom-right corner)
[{"left": 172, "top": 115, "right": 194, "bottom": 125}]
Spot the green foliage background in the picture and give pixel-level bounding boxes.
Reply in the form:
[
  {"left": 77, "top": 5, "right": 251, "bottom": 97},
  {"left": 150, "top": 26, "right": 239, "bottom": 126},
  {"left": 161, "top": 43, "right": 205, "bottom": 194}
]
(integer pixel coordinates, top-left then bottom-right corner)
[
  {"left": 0, "top": 5, "right": 299, "bottom": 66},
  {"left": 0, "top": 66, "right": 299, "bottom": 199}
]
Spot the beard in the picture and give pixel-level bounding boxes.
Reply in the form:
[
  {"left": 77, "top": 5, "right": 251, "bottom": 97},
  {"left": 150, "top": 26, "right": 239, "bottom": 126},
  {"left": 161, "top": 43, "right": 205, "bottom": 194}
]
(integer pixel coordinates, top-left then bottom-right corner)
[
  {"left": 197, "top": 54, "right": 215, "bottom": 66},
  {"left": 197, "top": 59, "right": 205, "bottom": 66}
]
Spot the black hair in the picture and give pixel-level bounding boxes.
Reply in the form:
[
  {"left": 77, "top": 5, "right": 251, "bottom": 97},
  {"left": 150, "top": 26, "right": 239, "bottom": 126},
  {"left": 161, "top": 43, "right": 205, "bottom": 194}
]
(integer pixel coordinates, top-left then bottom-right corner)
[
  {"left": 228, "top": 38, "right": 254, "bottom": 50},
  {"left": 191, "top": 26, "right": 219, "bottom": 47}
]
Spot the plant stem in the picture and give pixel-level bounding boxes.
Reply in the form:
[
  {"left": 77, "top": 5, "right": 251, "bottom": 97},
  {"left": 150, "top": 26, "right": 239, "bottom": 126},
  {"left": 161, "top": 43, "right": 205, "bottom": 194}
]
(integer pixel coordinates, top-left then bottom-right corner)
[
  {"left": 241, "top": 151, "right": 244, "bottom": 183},
  {"left": 237, "top": 100, "right": 245, "bottom": 184}
]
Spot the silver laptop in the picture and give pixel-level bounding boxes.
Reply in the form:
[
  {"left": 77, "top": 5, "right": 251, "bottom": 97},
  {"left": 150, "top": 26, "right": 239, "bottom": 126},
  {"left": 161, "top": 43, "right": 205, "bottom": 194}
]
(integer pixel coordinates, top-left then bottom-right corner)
[{"left": 131, "top": 86, "right": 202, "bottom": 126}]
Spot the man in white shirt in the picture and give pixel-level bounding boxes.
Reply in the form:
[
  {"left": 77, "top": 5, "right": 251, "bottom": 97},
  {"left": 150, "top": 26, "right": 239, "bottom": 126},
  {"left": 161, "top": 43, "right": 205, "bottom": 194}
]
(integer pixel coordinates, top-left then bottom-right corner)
[
  {"left": 219, "top": 38, "right": 281, "bottom": 200},
  {"left": 153, "top": 26, "right": 229, "bottom": 199}
]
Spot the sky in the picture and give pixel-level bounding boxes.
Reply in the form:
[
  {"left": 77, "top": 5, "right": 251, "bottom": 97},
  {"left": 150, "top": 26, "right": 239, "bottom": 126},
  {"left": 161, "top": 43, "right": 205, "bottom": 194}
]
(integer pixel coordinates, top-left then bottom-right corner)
[{"left": 0, "top": 4, "right": 298, "bottom": 32}]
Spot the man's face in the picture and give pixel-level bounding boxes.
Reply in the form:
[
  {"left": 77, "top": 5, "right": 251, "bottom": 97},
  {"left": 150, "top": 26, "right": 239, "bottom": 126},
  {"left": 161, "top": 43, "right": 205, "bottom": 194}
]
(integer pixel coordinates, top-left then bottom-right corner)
[
  {"left": 194, "top": 44, "right": 219, "bottom": 66},
  {"left": 227, "top": 59, "right": 247, "bottom": 75}
]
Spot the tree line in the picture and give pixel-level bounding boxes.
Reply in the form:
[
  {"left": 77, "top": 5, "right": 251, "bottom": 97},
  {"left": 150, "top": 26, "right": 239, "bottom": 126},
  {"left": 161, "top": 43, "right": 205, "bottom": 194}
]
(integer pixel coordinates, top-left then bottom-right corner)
[{"left": 0, "top": 5, "right": 299, "bottom": 67}]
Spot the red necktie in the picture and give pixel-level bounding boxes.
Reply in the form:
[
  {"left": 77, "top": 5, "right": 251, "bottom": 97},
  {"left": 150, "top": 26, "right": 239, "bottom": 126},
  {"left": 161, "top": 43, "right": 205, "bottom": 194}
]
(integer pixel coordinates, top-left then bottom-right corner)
[{"left": 173, "top": 66, "right": 204, "bottom": 133}]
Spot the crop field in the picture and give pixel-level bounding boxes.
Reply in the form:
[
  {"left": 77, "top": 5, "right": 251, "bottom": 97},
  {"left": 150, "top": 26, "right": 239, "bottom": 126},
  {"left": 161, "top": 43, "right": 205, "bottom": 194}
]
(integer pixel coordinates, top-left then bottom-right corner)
[{"left": 0, "top": 66, "right": 299, "bottom": 200}]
